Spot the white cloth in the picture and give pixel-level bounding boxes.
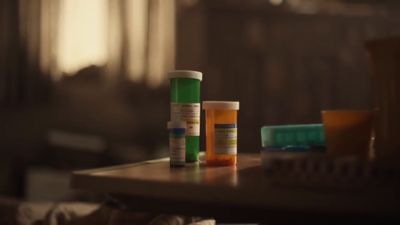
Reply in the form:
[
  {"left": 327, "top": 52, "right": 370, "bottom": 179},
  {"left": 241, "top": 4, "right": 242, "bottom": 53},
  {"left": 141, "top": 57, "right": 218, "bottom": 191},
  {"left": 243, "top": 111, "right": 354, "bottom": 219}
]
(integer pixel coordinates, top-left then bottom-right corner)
[
  {"left": 17, "top": 202, "right": 98, "bottom": 225},
  {"left": 16, "top": 202, "right": 215, "bottom": 225}
]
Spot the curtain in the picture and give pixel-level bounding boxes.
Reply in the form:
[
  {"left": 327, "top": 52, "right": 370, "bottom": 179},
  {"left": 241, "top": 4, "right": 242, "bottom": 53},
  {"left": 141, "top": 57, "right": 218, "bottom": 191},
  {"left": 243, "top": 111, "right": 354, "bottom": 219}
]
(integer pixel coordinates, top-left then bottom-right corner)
[
  {"left": 107, "top": 0, "right": 176, "bottom": 87},
  {"left": 0, "top": 0, "right": 56, "bottom": 106},
  {"left": 0, "top": 0, "right": 175, "bottom": 106},
  {"left": 55, "top": 0, "right": 176, "bottom": 86}
]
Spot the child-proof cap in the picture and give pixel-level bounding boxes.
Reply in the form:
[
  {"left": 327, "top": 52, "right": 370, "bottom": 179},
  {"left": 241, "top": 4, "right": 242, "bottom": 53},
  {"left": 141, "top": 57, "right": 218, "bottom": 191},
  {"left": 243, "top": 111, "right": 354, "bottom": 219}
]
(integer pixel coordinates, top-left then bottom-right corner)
[
  {"left": 167, "top": 121, "right": 187, "bottom": 129},
  {"left": 168, "top": 70, "right": 203, "bottom": 81},
  {"left": 202, "top": 101, "right": 240, "bottom": 110}
]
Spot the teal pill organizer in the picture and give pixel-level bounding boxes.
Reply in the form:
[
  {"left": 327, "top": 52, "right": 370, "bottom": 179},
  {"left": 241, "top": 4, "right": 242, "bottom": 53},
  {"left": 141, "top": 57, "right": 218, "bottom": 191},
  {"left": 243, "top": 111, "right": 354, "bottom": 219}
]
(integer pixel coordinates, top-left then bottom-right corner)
[{"left": 261, "top": 123, "right": 325, "bottom": 148}]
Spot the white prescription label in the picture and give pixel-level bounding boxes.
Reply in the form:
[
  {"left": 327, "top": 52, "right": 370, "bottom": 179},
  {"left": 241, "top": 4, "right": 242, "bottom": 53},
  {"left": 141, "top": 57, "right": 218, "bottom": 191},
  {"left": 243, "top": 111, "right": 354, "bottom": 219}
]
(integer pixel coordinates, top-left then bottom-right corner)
[
  {"left": 215, "top": 124, "right": 237, "bottom": 155},
  {"left": 171, "top": 103, "right": 200, "bottom": 136},
  {"left": 169, "top": 133, "right": 186, "bottom": 165}
]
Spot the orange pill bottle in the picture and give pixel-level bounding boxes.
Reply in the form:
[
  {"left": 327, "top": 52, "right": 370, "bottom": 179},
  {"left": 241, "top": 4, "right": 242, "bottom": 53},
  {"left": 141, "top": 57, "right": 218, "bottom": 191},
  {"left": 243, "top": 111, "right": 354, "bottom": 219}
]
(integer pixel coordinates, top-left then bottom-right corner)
[{"left": 202, "top": 101, "right": 240, "bottom": 166}]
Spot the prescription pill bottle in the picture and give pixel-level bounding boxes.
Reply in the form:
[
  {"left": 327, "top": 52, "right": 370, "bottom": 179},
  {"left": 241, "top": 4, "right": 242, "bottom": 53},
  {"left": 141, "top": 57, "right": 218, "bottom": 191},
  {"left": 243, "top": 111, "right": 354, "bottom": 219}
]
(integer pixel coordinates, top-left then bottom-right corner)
[
  {"left": 169, "top": 70, "right": 202, "bottom": 162},
  {"left": 203, "top": 101, "right": 239, "bottom": 166},
  {"left": 168, "top": 121, "right": 186, "bottom": 167}
]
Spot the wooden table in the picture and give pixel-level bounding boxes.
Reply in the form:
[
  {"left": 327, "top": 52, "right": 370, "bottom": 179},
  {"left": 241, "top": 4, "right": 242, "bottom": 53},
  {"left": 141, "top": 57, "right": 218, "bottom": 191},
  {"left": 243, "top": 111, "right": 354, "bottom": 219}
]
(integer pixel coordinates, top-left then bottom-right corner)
[{"left": 71, "top": 154, "right": 400, "bottom": 224}]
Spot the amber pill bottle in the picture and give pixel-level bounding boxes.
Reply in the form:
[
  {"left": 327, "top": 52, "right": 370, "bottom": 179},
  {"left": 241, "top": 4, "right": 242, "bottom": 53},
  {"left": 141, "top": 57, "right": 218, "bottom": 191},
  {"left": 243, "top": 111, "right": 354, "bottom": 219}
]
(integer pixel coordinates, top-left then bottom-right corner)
[{"left": 203, "top": 101, "right": 240, "bottom": 166}]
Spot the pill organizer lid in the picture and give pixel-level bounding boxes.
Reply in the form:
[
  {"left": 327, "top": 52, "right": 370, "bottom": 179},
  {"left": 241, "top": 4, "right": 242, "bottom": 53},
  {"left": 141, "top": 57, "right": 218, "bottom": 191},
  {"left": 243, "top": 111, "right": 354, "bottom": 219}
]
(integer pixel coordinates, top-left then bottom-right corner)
[
  {"left": 168, "top": 70, "right": 203, "bottom": 81},
  {"left": 202, "top": 101, "right": 240, "bottom": 110},
  {"left": 260, "top": 123, "right": 325, "bottom": 148},
  {"left": 167, "top": 121, "right": 187, "bottom": 129}
]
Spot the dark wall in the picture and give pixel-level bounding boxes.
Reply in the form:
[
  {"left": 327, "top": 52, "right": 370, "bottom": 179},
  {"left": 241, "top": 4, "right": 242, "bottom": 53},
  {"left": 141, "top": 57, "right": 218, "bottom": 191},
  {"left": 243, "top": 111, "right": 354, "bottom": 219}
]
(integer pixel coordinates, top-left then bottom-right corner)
[{"left": 177, "top": 0, "right": 400, "bottom": 152}]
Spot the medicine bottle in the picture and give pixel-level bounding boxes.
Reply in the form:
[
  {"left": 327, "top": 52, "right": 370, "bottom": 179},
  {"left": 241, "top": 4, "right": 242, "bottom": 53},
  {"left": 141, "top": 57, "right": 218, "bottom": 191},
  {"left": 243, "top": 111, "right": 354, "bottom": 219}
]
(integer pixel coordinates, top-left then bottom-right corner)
[
  {"left": 168, "top": 121, "right": 186, "bottom": 167},
  {"left": 169, "top": 70, "right": 202, "bottom": 162},
  {"left": 203, "top": 101, "right": 240, "bottom": 166}
]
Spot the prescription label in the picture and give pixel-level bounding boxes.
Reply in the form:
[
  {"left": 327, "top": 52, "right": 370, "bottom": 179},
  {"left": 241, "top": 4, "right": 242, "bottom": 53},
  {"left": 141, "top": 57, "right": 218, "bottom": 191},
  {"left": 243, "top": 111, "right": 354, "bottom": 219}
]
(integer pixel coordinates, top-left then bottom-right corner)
[
  {"left": 171, "top": 103, "right": 200, "bottom": 136},
  {"left": 169, "top": 130, "right": 186, "bottom": 165},
  {"left": 214, "top": 124, "right": 237, "bottom": 155}
]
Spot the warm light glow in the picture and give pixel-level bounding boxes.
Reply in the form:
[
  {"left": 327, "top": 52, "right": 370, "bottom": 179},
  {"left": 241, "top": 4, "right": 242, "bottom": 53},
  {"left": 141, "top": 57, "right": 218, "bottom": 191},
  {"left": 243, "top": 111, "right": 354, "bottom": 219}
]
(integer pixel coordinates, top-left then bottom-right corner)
[
  {"left": 127, "top": 0, "right": 148, "bottom": 81},
  {"left": 57, "top": 0, "right": 108, "bottom": 75},
  {"left": 54, "top": 0, "right": 175, "bottom": 86},
  {"left": 270, "top": 0, "right": 283, "bottom": 6},
  {"left": 147, "top": 0, "right": 176, "bottom": 87}
]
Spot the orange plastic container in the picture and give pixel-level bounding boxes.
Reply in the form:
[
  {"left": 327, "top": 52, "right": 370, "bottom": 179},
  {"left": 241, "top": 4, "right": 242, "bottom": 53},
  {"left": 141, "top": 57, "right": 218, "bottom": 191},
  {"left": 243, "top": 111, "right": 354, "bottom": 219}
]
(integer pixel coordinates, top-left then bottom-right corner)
[
  {"left": 322, "top": 110, "right": 373, "bottom": 159},
  {"left": 203, "top": 101, "right": 239, "bottom": 166}
]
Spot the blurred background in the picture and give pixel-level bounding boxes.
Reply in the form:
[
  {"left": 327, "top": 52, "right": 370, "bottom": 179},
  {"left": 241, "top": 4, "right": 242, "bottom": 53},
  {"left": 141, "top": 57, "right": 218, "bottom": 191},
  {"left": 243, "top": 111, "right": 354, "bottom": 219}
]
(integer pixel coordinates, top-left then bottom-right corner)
[{"left": 1, "top": 0, "right": 400, "bottom": 201}]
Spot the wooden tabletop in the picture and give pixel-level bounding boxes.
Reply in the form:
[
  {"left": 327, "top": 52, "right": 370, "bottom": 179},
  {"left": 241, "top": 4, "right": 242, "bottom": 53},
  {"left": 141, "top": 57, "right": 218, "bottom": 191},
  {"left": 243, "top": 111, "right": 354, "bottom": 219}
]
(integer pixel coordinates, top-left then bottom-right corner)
[{"left": 71, "top": 154, "right": 400, "bottom": 224}]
